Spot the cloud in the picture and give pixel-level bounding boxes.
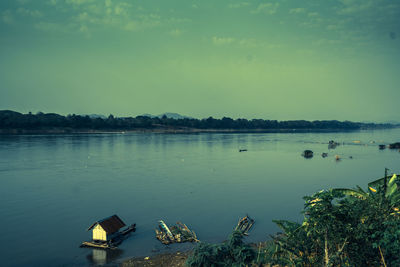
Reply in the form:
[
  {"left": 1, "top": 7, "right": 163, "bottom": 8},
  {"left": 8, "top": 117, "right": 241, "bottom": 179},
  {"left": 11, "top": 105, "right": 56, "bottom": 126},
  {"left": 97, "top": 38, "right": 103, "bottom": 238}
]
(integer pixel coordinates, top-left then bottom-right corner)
[
  {"left": 1, "top": 10, "right": 14, "bottom": 25},
  {"left": 17, "top": 8, "right": 43, "bottom": 18},
  {"left": 17, "top": 0, "right": 31, "bottom": 4},
  {"left": 337, "top": 0, "right": 374, "bottom": 14},
  {"left": 307, "top": 12, "right": 319, "bottom": 17},
  {"left": 34, "top": 21, "right": 68, "bottom": 32},
  {"left": 289, "top": 8, "right": 305, "bottom": 14},
  {"left": 36, "top": 0, "right": 190, "bottom": 35},
  {"left": 312, "top": 39, "right": 342, "bottom": 46},
  {"left": 65, "top": 0, "right": 96, "bottom": 5},
  {"left": 169, "top": 29, "right": 182, "bottom": 36},
  {"left": 48, "top": 0, "right": 59, "bottom": 5},
  {"left": 228, "top": 2, "right": 250, "bottom": 9},
  {"left": 326, "top": 24, "right": 339, "bottom": 31},
  {"left": 212, "top": 36, "right": 235, "bottom": 46},
  {"left": 252, "top": 2, "right": 279, "bottom": 14}
]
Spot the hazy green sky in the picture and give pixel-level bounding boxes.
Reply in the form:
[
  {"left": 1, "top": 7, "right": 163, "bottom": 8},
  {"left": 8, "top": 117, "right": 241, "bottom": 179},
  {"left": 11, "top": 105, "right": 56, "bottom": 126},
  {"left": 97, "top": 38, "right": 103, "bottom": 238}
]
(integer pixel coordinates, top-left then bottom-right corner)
[{"left": 0, "top": 0, "right": 399, "bottom": 121}]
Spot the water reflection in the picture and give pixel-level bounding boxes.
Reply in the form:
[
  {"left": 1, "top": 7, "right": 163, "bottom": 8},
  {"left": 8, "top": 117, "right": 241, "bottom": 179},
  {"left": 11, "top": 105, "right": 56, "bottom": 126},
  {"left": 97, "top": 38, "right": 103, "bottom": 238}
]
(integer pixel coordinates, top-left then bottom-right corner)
[{"left": 86, "top": 248, "right": 123, "bottom": 266}]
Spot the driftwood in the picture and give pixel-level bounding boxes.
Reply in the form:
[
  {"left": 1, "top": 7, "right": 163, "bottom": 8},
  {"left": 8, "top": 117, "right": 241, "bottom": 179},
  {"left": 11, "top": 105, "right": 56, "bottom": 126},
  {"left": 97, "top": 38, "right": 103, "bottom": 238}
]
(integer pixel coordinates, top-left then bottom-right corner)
[
  {"left": 155, "top": 220, "right": 199, "bottom": 245},
  {"left": 235, "top": 215, "right": 255, "bottom": 235}
]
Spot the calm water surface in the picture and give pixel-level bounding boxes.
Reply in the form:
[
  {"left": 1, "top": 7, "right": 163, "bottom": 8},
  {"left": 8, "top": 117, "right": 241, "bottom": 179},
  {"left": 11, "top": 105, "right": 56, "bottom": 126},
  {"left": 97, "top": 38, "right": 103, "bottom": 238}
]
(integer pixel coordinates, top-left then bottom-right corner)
[{"left": 1, "top": 130, "right": 400, "bottom": 266}]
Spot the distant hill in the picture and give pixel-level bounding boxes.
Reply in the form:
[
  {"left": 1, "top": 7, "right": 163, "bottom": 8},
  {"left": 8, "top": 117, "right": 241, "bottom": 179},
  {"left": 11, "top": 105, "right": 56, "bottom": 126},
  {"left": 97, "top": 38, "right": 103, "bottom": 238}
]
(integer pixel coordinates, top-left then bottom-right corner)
[
  {"left": 139, "top": 112, "right": 193, "bottom": 119},
  {"left": 85, "top": 114, "right": 107, "bottom": 119}
]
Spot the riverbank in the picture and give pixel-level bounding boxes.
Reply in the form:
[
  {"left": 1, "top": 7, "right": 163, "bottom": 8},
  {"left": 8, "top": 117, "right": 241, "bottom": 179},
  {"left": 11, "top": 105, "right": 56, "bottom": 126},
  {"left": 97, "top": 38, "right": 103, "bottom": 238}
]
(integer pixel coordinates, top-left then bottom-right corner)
[{"left": 121, "top": 251, "right": 189, "bottom": 267}]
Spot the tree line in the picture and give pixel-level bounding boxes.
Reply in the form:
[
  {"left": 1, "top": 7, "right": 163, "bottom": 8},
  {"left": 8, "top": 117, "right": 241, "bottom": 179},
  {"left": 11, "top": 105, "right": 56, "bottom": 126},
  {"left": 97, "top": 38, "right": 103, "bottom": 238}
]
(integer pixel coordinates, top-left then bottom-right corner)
[{"left": 0, "top": 110, "right": 395, "bottom": 131}]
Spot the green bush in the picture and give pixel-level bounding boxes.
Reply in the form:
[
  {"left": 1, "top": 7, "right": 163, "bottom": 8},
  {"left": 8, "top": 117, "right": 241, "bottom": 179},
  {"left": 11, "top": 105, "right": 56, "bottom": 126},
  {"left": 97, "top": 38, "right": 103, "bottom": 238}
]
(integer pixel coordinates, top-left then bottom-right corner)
[
  {"left": 186, "top": 230, "right": 257, "bottom": 267},
  {"left": 187, "top": 173, "right": 400, "bottom": 267},
  {"left": 270, "top": 173, "right": 400, "bottom": 266}
]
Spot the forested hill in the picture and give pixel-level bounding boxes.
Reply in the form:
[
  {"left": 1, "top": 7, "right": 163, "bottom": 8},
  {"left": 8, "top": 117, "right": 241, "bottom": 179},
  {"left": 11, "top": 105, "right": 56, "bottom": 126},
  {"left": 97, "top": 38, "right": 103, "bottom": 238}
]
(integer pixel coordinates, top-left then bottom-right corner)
[{"left": 0, "top": 110, "right": 396, "bottom": 133}]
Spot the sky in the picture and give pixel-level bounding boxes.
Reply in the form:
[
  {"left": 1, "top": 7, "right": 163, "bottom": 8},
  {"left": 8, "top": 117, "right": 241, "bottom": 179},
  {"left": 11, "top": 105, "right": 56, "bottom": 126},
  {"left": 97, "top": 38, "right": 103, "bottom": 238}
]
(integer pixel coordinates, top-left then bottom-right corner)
[{"left": 0, "top": 0, "right": 399, "bottom": 121}]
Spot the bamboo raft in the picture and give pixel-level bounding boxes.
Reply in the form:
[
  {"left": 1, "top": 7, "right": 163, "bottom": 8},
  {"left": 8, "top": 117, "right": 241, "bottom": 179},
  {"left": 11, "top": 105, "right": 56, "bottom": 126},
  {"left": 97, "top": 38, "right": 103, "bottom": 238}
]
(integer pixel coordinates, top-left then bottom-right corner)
[
  {"left": 80, "top": 224, "right": 136, "bottom": 249},
  {"left": 155, "top": 220, "right": 199, "bottom": 245},
  {"left": 235, "top": 215, "right": 254, "bottom": 235}
]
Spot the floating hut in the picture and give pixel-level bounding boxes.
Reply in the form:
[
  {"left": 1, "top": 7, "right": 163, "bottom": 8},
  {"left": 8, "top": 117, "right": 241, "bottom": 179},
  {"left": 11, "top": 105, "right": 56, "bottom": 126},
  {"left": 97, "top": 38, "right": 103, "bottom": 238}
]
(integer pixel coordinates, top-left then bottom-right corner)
[
  {"left": 81, "top": 215, "right": 136, "bottom": 249},
  {"left": 87, "top": 215, "right": 126, "bottom": 242}
]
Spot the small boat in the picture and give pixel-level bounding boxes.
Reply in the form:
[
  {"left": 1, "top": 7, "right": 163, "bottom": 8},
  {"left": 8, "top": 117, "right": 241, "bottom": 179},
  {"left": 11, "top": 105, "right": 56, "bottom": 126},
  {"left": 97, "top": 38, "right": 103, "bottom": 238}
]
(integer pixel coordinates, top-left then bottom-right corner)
[
  {"left": 239, "top": 149, "right": 248, "bottom": 152},
  {"left": 389, "top": 142, "right": 400, "bottom": 149},
  {"left": 235, "top": 215, "right": 255, "bottom": 235},
  {"left": 302, "top": 150, "right": 313, "bottom": 158},
  {"left": 328, "top": 140, "right": 339, "bottom": 149}
]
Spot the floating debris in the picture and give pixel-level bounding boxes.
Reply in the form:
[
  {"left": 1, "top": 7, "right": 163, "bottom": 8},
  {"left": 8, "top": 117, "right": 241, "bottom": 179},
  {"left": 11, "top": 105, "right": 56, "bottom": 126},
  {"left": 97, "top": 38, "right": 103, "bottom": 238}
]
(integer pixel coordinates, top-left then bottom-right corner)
[
  {"left": 328, "top": 140, "right": 339, "bottom": 149},
  {"left": 239, "top": 149, "right": 248, "bottom": 152},
  {"left": 302, "top": 150, "right": 313, "bottom": 158},
  {"left": 235, "top": 215, "right": 255, "bottom": 235},
  {"left": 321, "top": 152, "right": 328, "bottom": 158},
  {"left": 81, "top": 215, "right": 136, "bottom": 249},
  {"left": 155, "top": 220, "right": 199, "bottom": 245}
]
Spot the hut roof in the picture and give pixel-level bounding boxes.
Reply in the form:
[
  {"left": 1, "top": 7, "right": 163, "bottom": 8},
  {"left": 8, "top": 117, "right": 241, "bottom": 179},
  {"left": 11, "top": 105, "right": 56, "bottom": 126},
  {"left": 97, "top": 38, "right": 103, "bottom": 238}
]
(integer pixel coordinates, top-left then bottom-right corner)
[{"left": 87, "top": 215, "right": 126, "bottom": 234}]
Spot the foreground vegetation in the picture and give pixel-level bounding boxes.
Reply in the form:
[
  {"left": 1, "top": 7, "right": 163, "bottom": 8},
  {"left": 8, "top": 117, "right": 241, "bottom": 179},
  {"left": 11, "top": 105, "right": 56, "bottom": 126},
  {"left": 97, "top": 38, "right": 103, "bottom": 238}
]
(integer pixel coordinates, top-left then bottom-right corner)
[
  {"left": 187, "top": 171, "right": 400, "bottom": 266},
  {"left": 0, "top": 110, "right": 395, "bottom": 132}
]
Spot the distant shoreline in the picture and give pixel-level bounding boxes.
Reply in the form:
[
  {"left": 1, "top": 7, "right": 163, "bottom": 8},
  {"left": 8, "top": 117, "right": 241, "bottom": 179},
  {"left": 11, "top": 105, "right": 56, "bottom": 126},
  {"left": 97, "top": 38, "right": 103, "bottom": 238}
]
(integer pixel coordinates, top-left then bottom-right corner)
[
  {"left": 1, "top": 110, "right": 397, "bottom": 135},
  {"left": 0, "top": 127, "right": 396, "bottom": 135}
]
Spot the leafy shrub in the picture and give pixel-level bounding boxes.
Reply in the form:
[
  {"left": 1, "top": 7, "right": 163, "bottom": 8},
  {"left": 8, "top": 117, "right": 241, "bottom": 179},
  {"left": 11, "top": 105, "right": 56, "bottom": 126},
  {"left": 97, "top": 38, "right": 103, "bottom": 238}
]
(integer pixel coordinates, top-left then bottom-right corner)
[
  {"left": 270, "top": 174, "right": 400, "bottom": 266},
  {"left": 186, "top": 230, "right": 257, "bottom": 267}
]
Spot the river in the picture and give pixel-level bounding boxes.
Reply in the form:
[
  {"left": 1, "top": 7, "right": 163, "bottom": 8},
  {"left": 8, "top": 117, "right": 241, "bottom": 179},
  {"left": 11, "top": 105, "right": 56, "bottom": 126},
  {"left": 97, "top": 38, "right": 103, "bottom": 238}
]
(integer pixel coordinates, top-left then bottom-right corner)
[{"left": 0, "top": 129, "right": 399, "bottom": 266}]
